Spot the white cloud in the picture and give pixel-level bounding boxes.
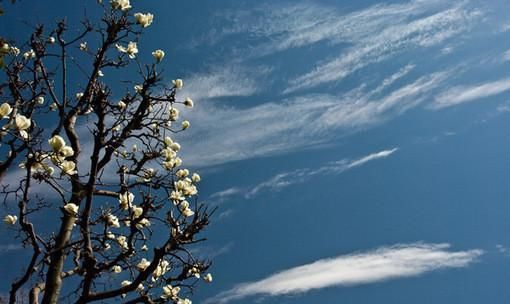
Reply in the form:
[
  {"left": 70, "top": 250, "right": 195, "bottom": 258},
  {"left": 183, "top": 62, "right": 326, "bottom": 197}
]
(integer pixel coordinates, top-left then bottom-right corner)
[
  {"left": 285, "top": 3, "right": 481, "bottom": 93},
  {"left": 179, "top": 65, "right": 270, "bottom": 102},
  {"left": 209, "top": 148, "right": 398, "bottom": 201},
  {"left": 206, "top": 243, "right": 483, "bottom": 304},
  {"left": 178, "top": 70, "right": 447, "bottom": 167},
  {"left": 246, "top": 148, "right": 398, "bottom": 198},
  {"left": 432, "top": 77, "right": 510, "bottom": 109}
]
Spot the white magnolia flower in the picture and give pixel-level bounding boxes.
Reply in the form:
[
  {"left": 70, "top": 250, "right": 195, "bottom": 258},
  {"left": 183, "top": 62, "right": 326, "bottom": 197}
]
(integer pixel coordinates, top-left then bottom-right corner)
[
  {"left": 117, "top": 235, "right": 128, "bottom": 249},
  {"left": 152, "top": 49, "right": 165, "bottom": 62},
  {"left": 106, "top": 231, "right": 115, "bottom": 239},
  {"left": 49, "top": 135, "right": 66, "bottom": 152},
  {"left": 79, "top": 42, "right": 87, "bottom": 51},
  {"left": 63, "top": 203, "right": 79, "bottom": 216},
  {"left": 110, "top": 0, "right": 131, "bottom": 11},
  {"left": 35, "top": 96, "right": 45, "bottom": 105},
  {"left": 121, "top": 280, "right": 131, "bottom": 287},
  {"left": 76, "top": 92, "right": 84, "bottom": 100},
  {"left": 117, "top": 100, "right": 126, "bottom": 110},
  {"left": 172, "top": 79, "right": 183, "bottom": 89},
  {"left": 203, "top": 273, "right": 213, "bottom": 283},
  {"left": 176, "top": 169, "right": 189, "bottom": 179},
  {"left": 50, "top": 102, "right": 58, "bottom": 111},
  {"left": 131, "top": 205, "right": 143, "bottom": 219},
  {"left": 112, "top": 265, "right": 122, "bottom": 273},
  {"left": 188, "top": 266, "right": 201, "bottom": 278},
  {"left": 161, "top": 285, "right": 180, "bottom": 300},
  {"left": 169, "top": 142, "right": 181, "bottom": 152},
  {"left": 164, "top": 136, "right": 173, "bottom": 147},
  {"left": 15, "top": 114, "right": 31, "bottom": 130},
  {"left": 116, "top": 41, "right": 138, "bottom": 59},
  {"left": 97, "top": 70, "right": 104, "bottom": 77},
  {"left": 136, "top": 258, "right": 151, "bottom": 271},
  {"left": 134, "top": 13, "right": 154, "bottom": 28},
  {"left": 0, "top": 103, "right": 12, "bottom": 119},
  {"left": 106, "top": 214, "right": 120, "bottom": 228},
  {"left": 183, "top": 97, "right": 193, "bottom": 108},
  {"left": 119, "top": 192, "right": 134, "bottom": 210},
  {"left": 60, "top": 160, "right": 77, "bottom": 175},
  {"left": 3, "top": 214, "right": 17, "bottom": 225},
  {"left": 10, "top": 46, "right": 20, "bottom": 56},
  {"left": 48, "top": 37, "right": 56, "bottom": 44},
  {"left": 23, "top": 49, "right": 35, "bottom": 60},
  {"left": 60, "top": 146, "right": 74, "bottom": 158},
  {"left": 169, "top": 107, "right": 179, "bottom": 121},
  {"left": 134, "top": 84, "right": 143, "bottom": 94},
  {"left": 141, "top": 244, "right": 148, "bottom": 251},
  {"left": 182, "top": 207, "right": 195, "bottom": 218},
  {"left": 192, "top": 173, "right": 201, "bottom": 183},
  {"left": 136, "top": 218, "right": 151, "bottom": 229},
  {"left": 177, "top": 299, "right": 192, "bottom": 304}
]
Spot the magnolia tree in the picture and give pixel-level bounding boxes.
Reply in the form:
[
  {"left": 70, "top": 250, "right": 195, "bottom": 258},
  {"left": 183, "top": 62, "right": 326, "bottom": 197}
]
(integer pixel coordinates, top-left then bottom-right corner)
[{"left": 0, "top": 1, "right": 214, "bottom": 303}]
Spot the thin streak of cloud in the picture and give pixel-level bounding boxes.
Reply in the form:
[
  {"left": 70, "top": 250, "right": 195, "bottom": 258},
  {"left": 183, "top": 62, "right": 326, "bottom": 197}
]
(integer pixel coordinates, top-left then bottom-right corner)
[
  {"left": 432, "top": 77, "right": 510, "bottom": 109},
  {"left": 285, "top": 4, "right": 481, "bottom": 93},
  {"left": 206, "top": 243, "right": 483, "bottom": 304},
  {"left": 210, "top": 148, "right": 397, "bottom": 201}
]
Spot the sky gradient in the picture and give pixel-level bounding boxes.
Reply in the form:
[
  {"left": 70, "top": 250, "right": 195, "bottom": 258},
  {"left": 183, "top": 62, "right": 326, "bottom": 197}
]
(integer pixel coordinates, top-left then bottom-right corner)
[{"left": 3, "top": 0, "right": 510, "bottom": 303}]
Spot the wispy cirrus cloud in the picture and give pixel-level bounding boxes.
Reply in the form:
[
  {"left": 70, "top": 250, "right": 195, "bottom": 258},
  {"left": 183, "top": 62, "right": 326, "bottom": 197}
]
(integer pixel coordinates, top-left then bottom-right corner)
[
  {"left": 206, "top": 243, "right": 483, "bottom": 304},
  {"left": 210, "top": 148, "right": 398, "bottom": 202},
  {"left": 284, "top": 3, "right": 481, "bottom": 93},
  {"left": 178, "top": 69, "right": 447, "bottom": 167},
  {"left": 432, "top": 77, "right": 510, "bottom": 109}
]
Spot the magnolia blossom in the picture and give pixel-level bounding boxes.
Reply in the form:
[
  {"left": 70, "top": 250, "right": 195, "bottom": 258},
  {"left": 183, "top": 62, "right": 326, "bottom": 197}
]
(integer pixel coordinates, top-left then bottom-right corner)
[
  {"left": 48, "top": 37, "right": 56, "bottom": 44},
  {"left": 161, "top": 285, "right": 180, "bottom": 300},
  {"left": 169, "top": 107, "right": 179, "bottom": 121},
  {"left": 176, "top": 169, "right": 189, "bottom": 179},
  {"left": 10, "top": 46, "right": 20, "bottom": 56},
  {"left": 131, "top": 205, "right": 143, "bottom": 219},
  {"left": 15, "top": 114, "right": 31, "bottom": 139},
  {"left": 0, "top": 103, "right": 12, "bottom": 119},
  {"left": 136, "top": 258, "right": 151, "bottom": 271},
  {"left": 203, "top": 273, "right": 213, "bottom": 283},
  {"left": 141, "top": 244, "right": 148, "bottom": 251},
  {"left": 110, "top": 0, "right": 131, "bottom": 11},
  {"left": 170, "top": 142, "right": 181, "bottom": 152},
  {"left": 50, "top": 102, "right": 58, "bottom": 111},
  {"left": 181, "top": 120, "right": 190, "bottom": 130},
  {"left": 134, "top": 84, "right": 143, "bottom": 94},
  {"left": 76, "top": 92, "right": 84, "bottom": 100},
  {"left": 35, "top": 96, "right": 45, "bottom": 105},
  {"left": 182, "top": 207, "right": 195, "bottom": 218},
  {"left": 112, "top": 265, "right": 122, "bottom": 273},
  {"left": 63, "top": 203, "right": 79, "bottom": 216},
  {"left": 172, "top": 79, "right": 183, "bottom": 89},
  {"left": 60, "top": 160, "right": 77, "bottom": 175},
  {"left": 49, "top": 135, "right": 66, "bottom": 152},
  {"left": 3, "top": 214, "right": 17, "bottom": 225},
  {"left": 23, "top": 49, "right": 35, "bottom": 60},
  {"left": 183, "top": 97, "right": 194, "bottom": 108},
  {"left": 121, "top": 280, "right": 131, "bottom": 287},
  {"left": 119, "top": 192, "right": 134, "bottom": 210},
  {"left": 116, "top": 42, "right": 138, "bottom": 59},
  {"left": 79, "top": 42, "right": 87, "bottom": 51},
  {"left": 177, "top": 299, "right": 192, "bottom": 304},
  {"left": 152, "top": 49, "right": 165, "bottom": 62},
  {"left": 153, "top": 260, "right": 170, "bottom": 279},
  {"left": 134, "top": 12, "right": 154, "bottom": 28},
  {"left": 136, "top": 218, "right": 151, "bottom": 229},
  {"left": 97, "top": 70, "right": 104, "bottom": 77},
  {"left": 188, "top": 266, "right": 201, "bottom": 278},
  {"left": 117, "top": 235, "right": 128, "bottom": 249},
  {"left": 106, "top": 214, "right": 120, "bottom": 228},
  {"left": 118, "top": 100, "right": 126, "bottom": 110},
  {"left": 192, "top": 173, "right": 201, "bottom": 183}
]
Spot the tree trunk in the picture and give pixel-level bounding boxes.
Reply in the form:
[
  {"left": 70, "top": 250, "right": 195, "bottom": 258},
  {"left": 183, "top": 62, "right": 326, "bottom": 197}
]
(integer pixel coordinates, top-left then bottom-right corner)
[{"left": 40, "top": 214, "right": 76, "bottom": 304}]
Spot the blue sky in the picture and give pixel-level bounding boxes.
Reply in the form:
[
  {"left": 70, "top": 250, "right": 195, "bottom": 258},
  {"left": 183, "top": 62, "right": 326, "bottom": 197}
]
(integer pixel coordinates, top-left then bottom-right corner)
[{"left": 4, "top": 0, "right": 510, "bottom": 303}]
